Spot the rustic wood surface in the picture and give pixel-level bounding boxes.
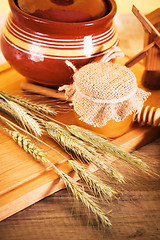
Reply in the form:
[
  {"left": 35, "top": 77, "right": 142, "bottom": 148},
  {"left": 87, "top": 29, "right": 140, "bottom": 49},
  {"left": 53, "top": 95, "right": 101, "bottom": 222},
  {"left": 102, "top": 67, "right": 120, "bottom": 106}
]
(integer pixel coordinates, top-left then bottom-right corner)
[{"left": 0, "top": 138, "right": 159, "bottom": 240}]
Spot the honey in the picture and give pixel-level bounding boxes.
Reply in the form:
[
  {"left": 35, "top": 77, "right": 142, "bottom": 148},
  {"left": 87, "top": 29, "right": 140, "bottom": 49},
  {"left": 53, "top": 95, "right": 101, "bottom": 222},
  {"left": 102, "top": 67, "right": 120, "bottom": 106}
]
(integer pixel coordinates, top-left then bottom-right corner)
[{"left": 75, "top": 113, "right": 133, "bottom": 138}]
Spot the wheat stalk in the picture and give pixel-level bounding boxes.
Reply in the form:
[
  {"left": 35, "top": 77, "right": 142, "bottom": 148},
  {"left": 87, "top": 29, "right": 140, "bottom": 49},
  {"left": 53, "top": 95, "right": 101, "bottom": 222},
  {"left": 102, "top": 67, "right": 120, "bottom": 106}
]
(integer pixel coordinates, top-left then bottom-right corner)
[
  {"left": 42, "top": 121, "right": 124, "bottom": 183},
  {"left": 0, "top": 120, "right": 112, "bottom": 228},
  {"left": 0, "top": 91, "right": 56, "bottom": 116},
  {"left": 0, "top": 97, "right": 42, "bottom": 136},
  {"left": 69, "top": 160, "right": 116, "bottom": 200},
  {"left": 67, "top": 125, "right": 149, "bottom": 170}
]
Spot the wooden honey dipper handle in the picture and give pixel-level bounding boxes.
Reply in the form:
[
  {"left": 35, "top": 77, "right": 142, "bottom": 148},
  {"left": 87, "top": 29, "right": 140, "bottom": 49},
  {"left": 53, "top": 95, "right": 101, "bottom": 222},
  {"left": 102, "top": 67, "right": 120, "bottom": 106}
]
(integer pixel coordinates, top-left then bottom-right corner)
[
  {"left": 21, "top": 81, "right": 72, "bottom": 102},
  {"left": 134, "top": 105, "right": 160, "bottom": 127}
]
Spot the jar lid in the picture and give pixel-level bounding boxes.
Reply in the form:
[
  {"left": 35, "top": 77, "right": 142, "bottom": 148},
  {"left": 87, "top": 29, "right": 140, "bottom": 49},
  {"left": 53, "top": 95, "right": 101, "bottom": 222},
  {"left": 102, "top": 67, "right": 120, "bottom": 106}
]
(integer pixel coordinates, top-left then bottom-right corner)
[{"left": 74, "top": 62, "right": 138, "bottom": 103}]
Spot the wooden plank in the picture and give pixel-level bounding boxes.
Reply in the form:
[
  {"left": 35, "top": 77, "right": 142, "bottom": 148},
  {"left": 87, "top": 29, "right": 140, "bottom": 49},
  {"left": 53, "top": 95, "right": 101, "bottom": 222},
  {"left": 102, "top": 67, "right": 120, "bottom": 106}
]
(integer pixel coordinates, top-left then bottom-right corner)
[{"left": 0, "top": 62, "right": 11, "bottom": 73}]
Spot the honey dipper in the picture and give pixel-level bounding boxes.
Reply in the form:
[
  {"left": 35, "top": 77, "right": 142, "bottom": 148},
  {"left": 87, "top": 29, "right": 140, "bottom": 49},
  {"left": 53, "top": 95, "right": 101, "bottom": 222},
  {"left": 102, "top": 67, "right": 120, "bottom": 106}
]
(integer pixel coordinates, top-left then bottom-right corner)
[{"left": 134, "top": 105, "right": 160, "bottom": 127}]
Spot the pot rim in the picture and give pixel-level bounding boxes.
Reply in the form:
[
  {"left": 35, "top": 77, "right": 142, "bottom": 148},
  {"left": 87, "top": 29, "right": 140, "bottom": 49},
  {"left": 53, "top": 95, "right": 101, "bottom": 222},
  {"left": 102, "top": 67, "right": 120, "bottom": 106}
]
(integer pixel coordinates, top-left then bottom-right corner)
[{"left": 9, "top": 0, "right": 117, "bottom": 27}]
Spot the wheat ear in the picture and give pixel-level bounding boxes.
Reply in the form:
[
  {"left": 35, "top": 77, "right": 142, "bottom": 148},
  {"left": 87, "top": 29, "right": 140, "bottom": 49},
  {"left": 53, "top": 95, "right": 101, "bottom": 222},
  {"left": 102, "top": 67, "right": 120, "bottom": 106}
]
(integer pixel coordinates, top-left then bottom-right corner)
[
  {"left": 69, "top": 160, "right": 116, "bottom": 200},
  {"left": 57, "top": 169, "right": 112, "bottom": 227},
  {"left": 0, "top": 91, "right": 56, "bottom": 116},
  {"left": 0, "top": 97, "right": 42, "bottom": 136},
  {"left": 3, "top": 128, "right": 51, "bottom": 166},
  {"left": 67, "top": 125, "right": 149, "bottom": 170},
  {"left": 0, "top": 122, "right": 111, "bottom": 228},
  {"left": 42, "top": 121, "right": 124, "bottom": 183}
]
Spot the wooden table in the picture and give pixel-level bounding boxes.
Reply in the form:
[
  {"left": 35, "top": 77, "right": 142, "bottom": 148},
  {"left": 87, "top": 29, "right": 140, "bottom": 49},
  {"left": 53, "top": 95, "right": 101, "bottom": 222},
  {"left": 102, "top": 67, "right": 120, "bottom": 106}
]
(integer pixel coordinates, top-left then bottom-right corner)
[{"left": 0, "top": 12, "right": 160, "bottom": 240}]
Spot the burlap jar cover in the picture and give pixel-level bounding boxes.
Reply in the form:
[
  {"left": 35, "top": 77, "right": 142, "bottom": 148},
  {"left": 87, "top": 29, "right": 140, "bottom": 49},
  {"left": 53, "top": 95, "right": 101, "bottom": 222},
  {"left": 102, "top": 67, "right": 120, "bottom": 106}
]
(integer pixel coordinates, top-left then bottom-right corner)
[{"left": 60, "top": 62, "right": 151, "bottom": 127}]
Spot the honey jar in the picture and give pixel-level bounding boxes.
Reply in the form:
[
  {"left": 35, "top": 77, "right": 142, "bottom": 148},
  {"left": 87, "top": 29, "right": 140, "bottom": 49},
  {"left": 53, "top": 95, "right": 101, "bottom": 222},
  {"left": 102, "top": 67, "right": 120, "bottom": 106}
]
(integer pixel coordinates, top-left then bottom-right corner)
[
  {"left": 60, "top": 61, "right": 150, "bottom": 138},
  {"left": 74, "top": 112, "right": 133, "bottom": 138}
]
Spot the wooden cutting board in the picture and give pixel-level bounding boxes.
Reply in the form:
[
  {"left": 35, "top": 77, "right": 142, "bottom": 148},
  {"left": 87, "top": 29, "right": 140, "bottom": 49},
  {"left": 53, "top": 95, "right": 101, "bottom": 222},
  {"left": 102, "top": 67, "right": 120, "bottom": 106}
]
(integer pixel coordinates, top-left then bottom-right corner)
[{"left": 0, "top": 58, "right": 160, "bottom": 222}]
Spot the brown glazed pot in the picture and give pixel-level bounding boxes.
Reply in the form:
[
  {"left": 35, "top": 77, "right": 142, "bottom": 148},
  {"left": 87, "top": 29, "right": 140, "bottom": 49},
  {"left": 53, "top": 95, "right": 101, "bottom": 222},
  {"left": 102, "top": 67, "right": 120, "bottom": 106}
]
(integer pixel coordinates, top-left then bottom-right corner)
[{"left": 1, "top": 0, "right": 118, "bottom": 86}]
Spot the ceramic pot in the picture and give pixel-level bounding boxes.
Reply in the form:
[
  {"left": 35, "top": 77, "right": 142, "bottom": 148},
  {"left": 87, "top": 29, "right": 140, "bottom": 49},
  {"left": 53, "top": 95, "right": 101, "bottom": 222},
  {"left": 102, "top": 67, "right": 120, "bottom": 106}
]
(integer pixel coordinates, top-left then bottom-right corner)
[{"left": 1, "top": 0, "right": 118, "bottom": 86}]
